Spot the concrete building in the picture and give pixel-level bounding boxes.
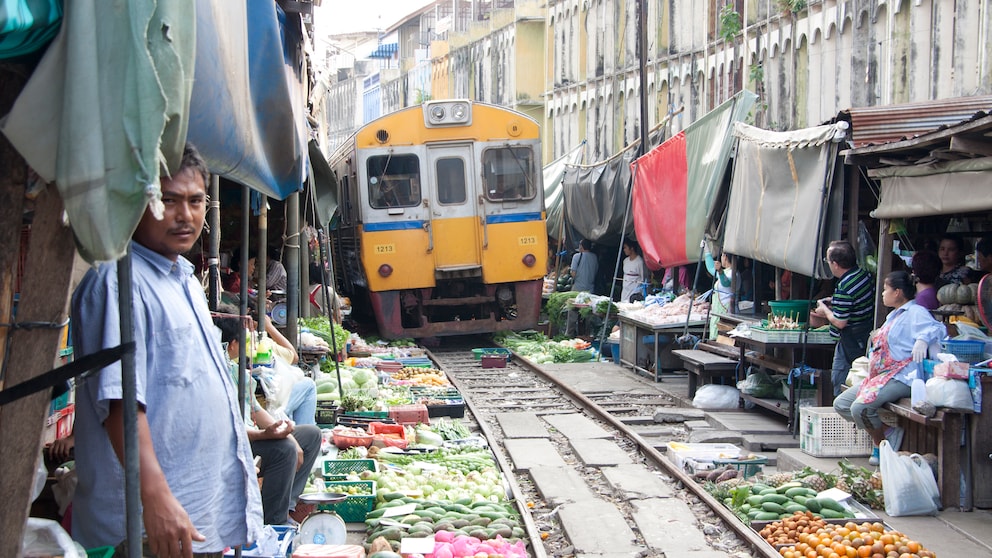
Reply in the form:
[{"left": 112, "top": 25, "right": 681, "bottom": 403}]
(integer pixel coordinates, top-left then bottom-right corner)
[{"left": 316, "top": 0, "right": 992, "bottom": 162}]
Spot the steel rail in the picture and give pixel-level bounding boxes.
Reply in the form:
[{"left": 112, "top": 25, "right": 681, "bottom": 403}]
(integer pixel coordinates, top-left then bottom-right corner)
[
  {"left": 425, "top": 348, "right": 550, "bottom": 558},
  {"left": 500, "top": 349, "right": 780, "bottom": 558}
]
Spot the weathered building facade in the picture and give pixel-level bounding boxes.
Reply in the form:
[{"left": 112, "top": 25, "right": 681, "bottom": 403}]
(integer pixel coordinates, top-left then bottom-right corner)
[{"left": 318, "top": 0, "right": 992, "bottom": 162}]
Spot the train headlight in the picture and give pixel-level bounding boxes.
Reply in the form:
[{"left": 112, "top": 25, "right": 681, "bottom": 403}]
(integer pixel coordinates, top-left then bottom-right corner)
[
  {"left": 429, "top": 105, "right": 445, "bottom": 122},
  {"left": 423, "top": 100, "right": 472, "bottom": 127},
  {"left": 522, "top": 253, "right": 537, "bottom": 267},
  {"left": 378, "top": 264, "right": 393, "bottom": 277}
]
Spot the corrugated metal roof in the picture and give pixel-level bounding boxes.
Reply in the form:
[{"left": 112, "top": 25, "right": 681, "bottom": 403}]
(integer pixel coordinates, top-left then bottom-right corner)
[{"left": 845, "top": 95, "right": 992, "bottom": 148}]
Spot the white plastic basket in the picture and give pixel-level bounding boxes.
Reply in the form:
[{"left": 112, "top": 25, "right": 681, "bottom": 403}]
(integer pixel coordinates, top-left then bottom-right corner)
[{"left": 799, "top": 406, "right": 873, "bottom": 457}]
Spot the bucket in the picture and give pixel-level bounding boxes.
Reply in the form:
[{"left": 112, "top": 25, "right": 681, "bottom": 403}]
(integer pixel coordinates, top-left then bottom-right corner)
[{"left": 768, "top": 300, "right": 811, "bottom": 323}]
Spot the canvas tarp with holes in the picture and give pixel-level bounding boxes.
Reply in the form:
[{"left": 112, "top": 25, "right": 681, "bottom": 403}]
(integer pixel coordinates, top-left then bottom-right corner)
[
  {"left": 631, "top": 91, "right": 756, "bottom": 270},
  {"left": 722, "top": 122, "right": 848, "bottom": 280},
  {"left": 0, "top": 0, "right": 195, "bottom": 263}
]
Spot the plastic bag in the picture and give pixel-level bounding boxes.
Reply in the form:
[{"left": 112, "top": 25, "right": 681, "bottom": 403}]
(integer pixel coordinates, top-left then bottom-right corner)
[
  {"left": 255, "top": 358, "right": 305, "bottom": 419},
  {"left": 692, "top": 384, "right": 740, "bottom": 409},
  {"left": 736, "top": 369, "right": 779, "bottom": 399},
  {"left": 879, "top": 440, "right": 940, "bottom": 516},
  {"left": 22, "top": 517, "right": 85, "bottom": 558},
  {"left": 856, "top": 220, "right": 877, "bottom": 275},
  {"left": 925, "top": 377, "right": 973, "bottom": 410}
]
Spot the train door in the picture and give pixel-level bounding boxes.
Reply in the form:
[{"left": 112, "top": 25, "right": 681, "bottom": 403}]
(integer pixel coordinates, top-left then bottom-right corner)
[{"left": 427, "top": 144, "right": 481, "bottom": 270}]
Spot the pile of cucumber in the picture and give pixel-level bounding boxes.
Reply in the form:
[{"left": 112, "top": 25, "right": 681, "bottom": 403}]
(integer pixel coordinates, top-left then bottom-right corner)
[{"left": 725, "top": 481, "right": 856, "bottom": 522}]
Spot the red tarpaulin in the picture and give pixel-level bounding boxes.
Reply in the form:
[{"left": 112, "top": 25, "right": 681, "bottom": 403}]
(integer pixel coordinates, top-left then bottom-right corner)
[{"left": 632, "top": 132, "right": 688, "bottom": 270}]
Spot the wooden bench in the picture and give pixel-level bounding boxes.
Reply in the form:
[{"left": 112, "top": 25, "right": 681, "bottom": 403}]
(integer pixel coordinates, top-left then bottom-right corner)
[
  {"left": 882, "top": 398, "right": 970, "bottom": 510},
  {"left": 672, "top": 346, "right": 740, "bottom": 398}
]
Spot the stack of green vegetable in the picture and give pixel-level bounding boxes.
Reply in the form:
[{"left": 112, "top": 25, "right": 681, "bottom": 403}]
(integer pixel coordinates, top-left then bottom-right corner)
[
  {"left": 300, "top": 317, "right": 351, "bottom": 351},
  {"left": 493, "top": 331, "right": 597, "bottom": 364},
  {"left": 709, "top": 480, "right": 856, "bottom": 523},
  {"left": 365, "top": 497, "right": 524, "bottom": 546}
]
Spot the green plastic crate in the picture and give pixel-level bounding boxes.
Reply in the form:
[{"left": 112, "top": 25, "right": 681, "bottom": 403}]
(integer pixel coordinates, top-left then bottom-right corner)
[
  {"left": 86, "top": 547, "right": 115, "bottom": 558},
  {"left": 322, "top": 458, "right": 377, "bottom": 480},
  {"left": 318, "top": 480, "right": 376, "bottom": 523}
]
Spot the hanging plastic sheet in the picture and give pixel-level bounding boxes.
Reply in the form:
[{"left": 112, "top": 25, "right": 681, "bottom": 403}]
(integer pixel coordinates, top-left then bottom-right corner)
[
  {"left": 186, "top": 0, "right": 308, "bottom": 202},
  {"left": 0, "top": 0, "right": 62, "bottom": 59},
  {"left": 631, "top": 91, "right": 756, "bottom": 270},
  {"left": 544, "top": 142, "right": 585, "bottom": 242},
  {"left": 1, "top": 0, "right": 194, "bottom": 263},
  {"left": 561, "top": 148, "right": 638, "bottom": 246}
]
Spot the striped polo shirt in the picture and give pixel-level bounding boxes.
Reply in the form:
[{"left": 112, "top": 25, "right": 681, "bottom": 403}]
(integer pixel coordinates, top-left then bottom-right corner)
[{"left": 829, "top": 266, "right": 874, "bottom": 339}]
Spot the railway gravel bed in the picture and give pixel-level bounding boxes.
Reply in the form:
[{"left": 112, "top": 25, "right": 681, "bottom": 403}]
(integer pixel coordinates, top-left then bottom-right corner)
[{"left": 427, "top": 338, "right": 774, "bottom": 558}]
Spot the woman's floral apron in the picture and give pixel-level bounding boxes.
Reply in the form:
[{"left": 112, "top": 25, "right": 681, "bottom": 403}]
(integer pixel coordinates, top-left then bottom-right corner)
[{"left": 856, "top": 314, "right": 911, "bottom": 404}]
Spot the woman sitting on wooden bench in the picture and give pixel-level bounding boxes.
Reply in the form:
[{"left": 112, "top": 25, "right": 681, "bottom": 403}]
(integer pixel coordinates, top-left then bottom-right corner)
[{"left": 833, "top": 271, "right": 946, "bottom": 465}]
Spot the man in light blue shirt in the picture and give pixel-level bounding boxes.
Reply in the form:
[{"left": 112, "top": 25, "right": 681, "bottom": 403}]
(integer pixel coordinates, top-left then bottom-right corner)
[{"left": 71, "top": 144, "right": 263, "bottom": 556}]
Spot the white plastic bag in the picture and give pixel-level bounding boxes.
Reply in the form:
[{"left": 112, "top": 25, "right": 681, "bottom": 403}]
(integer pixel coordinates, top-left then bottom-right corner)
[
  {"left": 22, "top": 517, "right": 85, "bottom": 558},
  {"left": 255, "top": 358, "right": 305, "bottom": 418},
  {"left": 925, "top": 377, "right": 973, "bottom": 410},
  {"left": 692, "top": 384, "right": 740, "bottom": 409},
  {"left": 879, "top": 440, "right": 940, "bottom": 517}
]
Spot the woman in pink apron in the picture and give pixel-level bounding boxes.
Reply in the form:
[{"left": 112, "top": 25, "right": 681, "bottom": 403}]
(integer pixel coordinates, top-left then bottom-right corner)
[{"left": 833, "top": 271, "right": 945, "bottom": 465}]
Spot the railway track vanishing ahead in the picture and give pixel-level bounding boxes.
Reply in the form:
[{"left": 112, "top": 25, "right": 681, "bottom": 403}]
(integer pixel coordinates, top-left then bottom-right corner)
[{"left": 428, "top": 339, "right": 775, "bottom": 558}]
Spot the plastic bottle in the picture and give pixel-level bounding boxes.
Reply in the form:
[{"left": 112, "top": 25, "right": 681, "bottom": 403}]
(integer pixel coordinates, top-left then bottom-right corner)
[{"left": 911, "top": 378, "right": 926, "bottom": 407}]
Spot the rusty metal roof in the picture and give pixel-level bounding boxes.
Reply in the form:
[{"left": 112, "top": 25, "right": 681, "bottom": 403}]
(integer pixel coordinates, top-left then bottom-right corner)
[{"left": 843, "top": 95, "right": 992, "bottom": 148}]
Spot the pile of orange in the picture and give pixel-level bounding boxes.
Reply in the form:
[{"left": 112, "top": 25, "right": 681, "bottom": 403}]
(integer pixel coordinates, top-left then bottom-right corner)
[{"left": 774, "top": 517, "right": 934, "bottom": 558}]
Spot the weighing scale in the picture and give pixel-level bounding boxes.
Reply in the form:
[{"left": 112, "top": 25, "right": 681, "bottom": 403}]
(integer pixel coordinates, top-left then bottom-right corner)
[{"left": 293, "top": 492, "right": 349, "bottom": 549}]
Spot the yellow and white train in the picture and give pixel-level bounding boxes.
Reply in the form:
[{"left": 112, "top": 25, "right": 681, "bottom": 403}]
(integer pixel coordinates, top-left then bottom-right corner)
[{"left": 328, "top": 100, "right": 547, "bottom": 339}]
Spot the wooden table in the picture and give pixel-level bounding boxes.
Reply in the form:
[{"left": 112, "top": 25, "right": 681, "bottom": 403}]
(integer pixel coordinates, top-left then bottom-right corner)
[
  {"left": 672, "top": 349, "right": 740, "bottom": 398},
  {"left": 733, "top": 335, "right": 835, "bottom": 432},
  {"left": 618, "top": 315, "right": 706, "bottom": 382}
]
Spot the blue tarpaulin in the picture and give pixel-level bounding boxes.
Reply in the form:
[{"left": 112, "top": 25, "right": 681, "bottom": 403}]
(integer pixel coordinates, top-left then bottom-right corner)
[{"left": 187, "top": 0, "right": 308, "bottom": 202}]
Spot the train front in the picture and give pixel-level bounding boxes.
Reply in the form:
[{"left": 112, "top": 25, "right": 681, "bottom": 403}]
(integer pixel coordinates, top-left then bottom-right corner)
[{"left": 356, "top": 101, "right": 547, "bottom": 339}]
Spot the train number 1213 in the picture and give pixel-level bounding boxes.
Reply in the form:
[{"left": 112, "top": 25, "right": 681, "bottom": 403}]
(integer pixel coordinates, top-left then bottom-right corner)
[
  {"left": 374, "top": 244, "right": 396, "bottom": 254},
  {"left": 518, "top": 236, "right": 537, "bottom": 246}
]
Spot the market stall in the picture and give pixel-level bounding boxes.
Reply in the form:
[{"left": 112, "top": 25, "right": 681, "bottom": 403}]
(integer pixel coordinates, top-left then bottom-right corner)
[{"left": 615, "top": 293, "right": 708, "bottom": 381}]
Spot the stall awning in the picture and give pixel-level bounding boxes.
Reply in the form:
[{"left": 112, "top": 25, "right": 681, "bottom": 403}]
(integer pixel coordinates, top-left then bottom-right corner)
[
  {"left": 870, "top": 157, "right": 992, "bottom": 218},
  {"left": 368, "top": 43, "right": 398, "bottom": 59},
  {"left": 631, "top": 91, "right": 756, "bottom": 269},
  {"left": 723, "top": 121, "right": 848, "bottom": 280}
]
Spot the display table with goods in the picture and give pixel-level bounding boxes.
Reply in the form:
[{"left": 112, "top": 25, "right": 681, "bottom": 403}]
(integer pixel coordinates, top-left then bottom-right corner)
[
  {"left": 701, "top": 462, "right": 938, "bottom": 557},
  {"left": 300, "top": 416, "right": 529, "bottom": 558},
  {"left": 613, "top": 293, "right": 709, "bottom": 381}
]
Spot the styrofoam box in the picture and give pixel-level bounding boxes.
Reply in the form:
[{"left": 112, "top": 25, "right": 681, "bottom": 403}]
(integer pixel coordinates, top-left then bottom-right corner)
[
  {"left": 799, "top": 406, "right": 873, "bottom": 457},
  {"left": 665, "top": 442, "right": 742, "bottom": 472}
]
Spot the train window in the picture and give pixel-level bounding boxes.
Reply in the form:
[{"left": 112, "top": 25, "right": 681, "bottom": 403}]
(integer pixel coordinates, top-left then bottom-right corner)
[
  {"left": 435, "top": 157, "right": 466, "bottom": 204},
  {"left": 482, "top": 147, "right": 534, "bottom": 202},
  {"left": 367, "top": 154, "right": 421, "bottom": 209}
]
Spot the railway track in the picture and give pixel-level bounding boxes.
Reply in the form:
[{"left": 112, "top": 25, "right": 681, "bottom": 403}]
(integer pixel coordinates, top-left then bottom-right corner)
[{"left": 427, "top": 338, "right": 777, "bottom": 558}]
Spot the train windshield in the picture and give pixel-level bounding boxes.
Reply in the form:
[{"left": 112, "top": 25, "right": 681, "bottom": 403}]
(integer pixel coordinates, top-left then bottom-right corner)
[
  {"left": 483, "top": 147, "right": 535, "bottom": 202},
  {"left": 367, "top": 154, "right": 421, "bottom": 209}
]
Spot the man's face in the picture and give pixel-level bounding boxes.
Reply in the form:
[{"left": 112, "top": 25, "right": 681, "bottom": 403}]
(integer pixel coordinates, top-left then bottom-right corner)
[{"left": 132, "top": 168, "right": 207, "bottom": 261}]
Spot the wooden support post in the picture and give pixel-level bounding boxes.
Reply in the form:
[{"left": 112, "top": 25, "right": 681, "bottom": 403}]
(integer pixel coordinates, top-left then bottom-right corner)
[{"left": 0, "top": 186, "right": 76, "bottom": 555}]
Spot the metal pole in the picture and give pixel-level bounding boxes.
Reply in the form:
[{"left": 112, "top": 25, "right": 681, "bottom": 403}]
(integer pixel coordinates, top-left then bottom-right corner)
[
  {"left": 257, "top": 200, "right": 267, "bottom": 333},
  {"left": 236, "top": 185, "right": 251, "bottom": 558},
  {"left": 638, "top": 0, "right": 649, "bottom": 157},
  {"left": 207, "top": 175, "right": 221, "bottom": 310},
  {"left": 286, "top": 191, "right": 300, "bottom": 348},
  {"left": 316, "top": 229, "right": 343, "bottom": 399},
  {"left": 117, "top": 249, "right": 141, "bottom": 557}
]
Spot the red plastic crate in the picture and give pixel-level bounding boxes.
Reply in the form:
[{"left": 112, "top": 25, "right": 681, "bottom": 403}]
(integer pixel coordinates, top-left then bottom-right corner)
[
  {"left": 481, "top": 354, "right": 508, "bottom": 368},
  {"left": 388, "top": 403, "right": 430, "bottom": 426},
  {"left": 368, "top": 421, "right": 408, "bottom": 448}
]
